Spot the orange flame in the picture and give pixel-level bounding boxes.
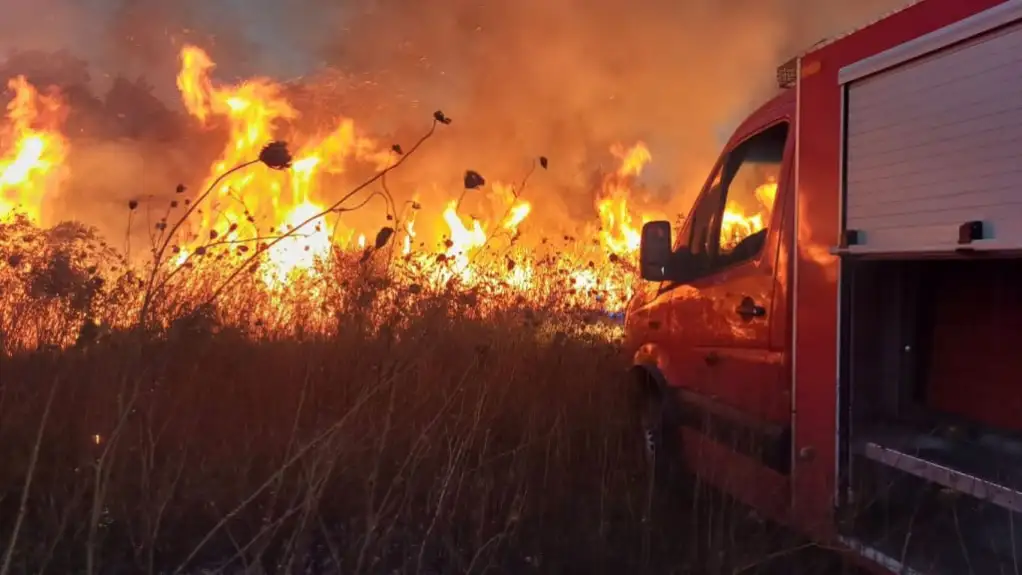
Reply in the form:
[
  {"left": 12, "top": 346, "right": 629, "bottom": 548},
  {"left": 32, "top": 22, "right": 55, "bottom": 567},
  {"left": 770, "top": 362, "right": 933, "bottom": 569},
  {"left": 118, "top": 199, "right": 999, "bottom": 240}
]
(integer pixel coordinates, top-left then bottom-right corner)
[
  {"left": 0, "top": 76, "right": 68, "bottom": 223},
  {"left": 174, "top": 45, "right": 396, "bottom": 283},
  {"left": 0, "top": 46, "right": 783, "bottom": 325},
  {"left": 597, "top": 142, "right": 653, "bottom": 254}
]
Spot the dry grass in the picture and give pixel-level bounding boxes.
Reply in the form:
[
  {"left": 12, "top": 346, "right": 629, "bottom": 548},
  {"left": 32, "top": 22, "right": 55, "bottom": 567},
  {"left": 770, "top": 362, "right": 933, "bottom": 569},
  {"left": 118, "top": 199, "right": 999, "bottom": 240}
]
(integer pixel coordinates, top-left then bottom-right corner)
[
  {"left": 0, "top": 153, "right": 864, "bottom": 574},
  {"left": 0, "top": 302, "right": 871, "bottom": 574},
  {"left": 0, "top": 283, "right": 684, "bottom": 573},
  {"left": 0, "top": 285, "right": 867, "bottom": 574}
]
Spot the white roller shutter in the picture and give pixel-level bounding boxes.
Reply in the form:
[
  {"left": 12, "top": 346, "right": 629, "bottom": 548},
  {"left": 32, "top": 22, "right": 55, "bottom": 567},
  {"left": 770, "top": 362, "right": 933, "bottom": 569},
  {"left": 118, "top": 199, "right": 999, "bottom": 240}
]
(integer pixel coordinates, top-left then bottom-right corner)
[{"left": 840, "top": 2, "right": 1022, "bottom": 255}]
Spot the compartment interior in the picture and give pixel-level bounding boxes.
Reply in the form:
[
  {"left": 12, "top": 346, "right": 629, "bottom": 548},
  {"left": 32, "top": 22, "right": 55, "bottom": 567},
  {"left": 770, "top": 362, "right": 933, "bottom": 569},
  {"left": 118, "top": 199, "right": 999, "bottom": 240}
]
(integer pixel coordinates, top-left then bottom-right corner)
[
  {"left": 840, "top": 256, "right": 1022, "bottom": 572},
  {"left": 847, "top": 257, "right": 1022, "bottom": 432}
]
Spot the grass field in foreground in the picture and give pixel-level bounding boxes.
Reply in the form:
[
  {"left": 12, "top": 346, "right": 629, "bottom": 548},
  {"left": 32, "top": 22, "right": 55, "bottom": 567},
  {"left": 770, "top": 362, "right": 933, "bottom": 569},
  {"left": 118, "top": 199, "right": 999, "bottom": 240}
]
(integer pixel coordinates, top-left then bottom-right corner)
[{"left": 0, "top": 303, "right": 866, "bottom": 575}]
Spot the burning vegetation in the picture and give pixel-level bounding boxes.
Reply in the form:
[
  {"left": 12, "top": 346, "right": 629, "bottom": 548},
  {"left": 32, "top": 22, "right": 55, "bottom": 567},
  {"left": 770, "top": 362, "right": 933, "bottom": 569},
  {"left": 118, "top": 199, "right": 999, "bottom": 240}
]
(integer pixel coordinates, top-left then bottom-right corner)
[
  {"left": 0, "top": 50, "right": 799, "bottom": 569},
  {"left": 0, "top": 45, "right": 780, "bottom": 352},
  {"left": 0, "top": 0, "right": 911, "bottom": 571}
]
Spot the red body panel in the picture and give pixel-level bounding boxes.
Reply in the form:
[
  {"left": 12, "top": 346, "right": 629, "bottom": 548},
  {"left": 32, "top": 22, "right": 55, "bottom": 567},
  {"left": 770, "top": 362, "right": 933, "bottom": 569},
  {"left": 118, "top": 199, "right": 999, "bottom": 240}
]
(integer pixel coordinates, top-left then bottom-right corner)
[
  {"left": 792, "top": 0, "right": 1009, "bottom": 538},
  {"left": 623, "top": 0, "right": 1013, "bottom": 559}
]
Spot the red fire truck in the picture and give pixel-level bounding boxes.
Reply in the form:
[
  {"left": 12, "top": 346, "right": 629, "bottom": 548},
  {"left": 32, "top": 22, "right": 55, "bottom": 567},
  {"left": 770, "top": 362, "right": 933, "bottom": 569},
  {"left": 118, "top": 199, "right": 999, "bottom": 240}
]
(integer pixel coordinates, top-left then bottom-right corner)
[{"left": 625, "top": 0, "right": 1022, "bottom": 572}]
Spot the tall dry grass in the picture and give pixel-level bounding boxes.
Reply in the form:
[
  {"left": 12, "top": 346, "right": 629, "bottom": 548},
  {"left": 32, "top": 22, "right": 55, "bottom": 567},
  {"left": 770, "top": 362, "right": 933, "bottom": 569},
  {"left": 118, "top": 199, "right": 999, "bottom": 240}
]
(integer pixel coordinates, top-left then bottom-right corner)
[
  {"left": 0, "top": 296, "right": 644, "bottom": 573},
  {"left": 0, "top": 260, "right": 877, "bottom": 575},
  {"left": 0, "top": 130, "right": 866, "bottom": 574},
  {"left": 0, "top": 294, "right": 867, "bottom": 575}
]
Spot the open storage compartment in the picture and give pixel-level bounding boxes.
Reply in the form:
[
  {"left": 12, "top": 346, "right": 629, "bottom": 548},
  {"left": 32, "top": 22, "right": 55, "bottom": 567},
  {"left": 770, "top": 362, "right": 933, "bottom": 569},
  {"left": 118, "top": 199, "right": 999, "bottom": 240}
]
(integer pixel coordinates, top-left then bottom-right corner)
[{"left": 838, "top": 255, "right": 1022, "bottom": 572}]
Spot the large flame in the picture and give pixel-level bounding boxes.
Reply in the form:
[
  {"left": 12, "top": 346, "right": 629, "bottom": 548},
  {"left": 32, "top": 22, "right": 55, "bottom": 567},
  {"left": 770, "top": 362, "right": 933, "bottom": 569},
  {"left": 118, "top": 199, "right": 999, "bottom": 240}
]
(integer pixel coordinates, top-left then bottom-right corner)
[
  {"left": 170, "top": 44, "right": 680, "bottom": 297},
  {"left": 0, "top": 45, "right": 779, "bottom": 329},
  {"left": 597, "top": 142, "right": 653, "bottom": 254},
  {"left": 0, "top": 76, "right": 68, "bottom": 222},
  {"left": 174, "top": 45, "right": 394, "bottom": 285}
]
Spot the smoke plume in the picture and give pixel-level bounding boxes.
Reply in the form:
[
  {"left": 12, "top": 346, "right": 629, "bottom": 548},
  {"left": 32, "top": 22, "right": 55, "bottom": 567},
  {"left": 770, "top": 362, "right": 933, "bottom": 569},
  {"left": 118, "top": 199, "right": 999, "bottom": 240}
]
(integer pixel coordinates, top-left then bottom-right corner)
[{"left": 1, "top": 0, "right": 905, "bottom": 243}]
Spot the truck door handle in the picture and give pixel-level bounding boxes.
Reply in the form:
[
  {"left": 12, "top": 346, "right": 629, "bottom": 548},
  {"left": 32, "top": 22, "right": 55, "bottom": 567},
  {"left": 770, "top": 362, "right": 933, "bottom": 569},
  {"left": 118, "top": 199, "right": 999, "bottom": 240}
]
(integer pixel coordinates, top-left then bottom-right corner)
[
  {"left": 704, "top": 351, "right": 720, "bottom": 366},
  {"left": 735, "top": 296, "right": 766, "bottom": 318}
]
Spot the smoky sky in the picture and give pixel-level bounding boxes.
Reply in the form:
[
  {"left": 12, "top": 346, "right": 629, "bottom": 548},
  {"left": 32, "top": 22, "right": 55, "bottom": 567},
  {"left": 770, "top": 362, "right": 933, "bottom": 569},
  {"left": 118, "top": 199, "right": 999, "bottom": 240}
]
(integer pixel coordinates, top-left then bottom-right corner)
[
  {"left": 317, "top": 0, "right": 905, "bottom": 225},
  {"left": 0, "top": 0, "right": 905, "bottom": 240}
]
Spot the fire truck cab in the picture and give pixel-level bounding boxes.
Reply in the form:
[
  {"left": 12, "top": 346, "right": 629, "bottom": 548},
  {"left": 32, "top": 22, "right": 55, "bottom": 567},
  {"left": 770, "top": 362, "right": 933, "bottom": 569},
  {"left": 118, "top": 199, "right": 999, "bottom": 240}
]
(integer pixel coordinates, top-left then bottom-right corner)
[{"left": 625, "top": 0, "right": 1022, "bottom": 572}]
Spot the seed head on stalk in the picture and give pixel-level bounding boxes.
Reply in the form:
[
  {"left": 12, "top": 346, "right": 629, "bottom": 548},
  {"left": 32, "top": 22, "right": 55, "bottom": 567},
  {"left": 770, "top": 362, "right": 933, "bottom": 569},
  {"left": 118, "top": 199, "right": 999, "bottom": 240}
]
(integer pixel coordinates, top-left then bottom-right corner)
[
  {"left": 258, "top": 141, "right": 292, "bottom": 170},
  {"left": 198, "top": 112, "right": 450, "bottom": 310},
  {"left": 139, "top": 141, "right": 295, "bottom": 325}
]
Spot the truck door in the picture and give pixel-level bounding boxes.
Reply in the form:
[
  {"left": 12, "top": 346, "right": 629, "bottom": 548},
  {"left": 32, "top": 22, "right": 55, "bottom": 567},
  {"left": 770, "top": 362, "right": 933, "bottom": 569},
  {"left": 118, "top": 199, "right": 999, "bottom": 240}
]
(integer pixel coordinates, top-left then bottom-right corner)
[
  {"left": 668, "top": 121, "right": 793, "bottom": 516},
  {"left": 697, "top": 121, "right": 791, "bottom": 461}
]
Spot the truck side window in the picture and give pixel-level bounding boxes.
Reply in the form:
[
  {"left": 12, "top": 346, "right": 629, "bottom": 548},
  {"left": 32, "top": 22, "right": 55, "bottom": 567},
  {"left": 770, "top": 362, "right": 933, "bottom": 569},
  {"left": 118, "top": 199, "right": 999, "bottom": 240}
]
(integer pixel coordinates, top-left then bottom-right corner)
[
  {"left": 714, "top": 122, "right": 788, "bottom": 268},
  {"left": 686, "top": 181, "right": 723, "bottom": 258}
]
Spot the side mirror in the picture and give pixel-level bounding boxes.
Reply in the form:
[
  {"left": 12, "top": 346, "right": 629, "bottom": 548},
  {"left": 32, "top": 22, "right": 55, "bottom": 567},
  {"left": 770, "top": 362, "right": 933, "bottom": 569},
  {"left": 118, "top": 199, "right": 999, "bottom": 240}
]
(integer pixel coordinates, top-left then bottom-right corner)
[{"left": 640, "top": 221, "right": 673, "bottom": 281}]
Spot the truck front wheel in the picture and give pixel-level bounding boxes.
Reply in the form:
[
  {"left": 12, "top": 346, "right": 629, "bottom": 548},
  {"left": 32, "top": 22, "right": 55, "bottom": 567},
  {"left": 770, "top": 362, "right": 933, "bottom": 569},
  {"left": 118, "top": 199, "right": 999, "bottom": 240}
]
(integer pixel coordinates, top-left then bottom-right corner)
[{"left": 635, "top": 383, "right": 677, "bottom": 487}]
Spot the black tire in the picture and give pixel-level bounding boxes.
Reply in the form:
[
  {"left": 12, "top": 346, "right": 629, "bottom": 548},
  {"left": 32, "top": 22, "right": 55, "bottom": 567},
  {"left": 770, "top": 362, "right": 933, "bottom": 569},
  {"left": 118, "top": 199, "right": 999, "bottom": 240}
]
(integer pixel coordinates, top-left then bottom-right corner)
[{"left": 636, "top": 387, "right": 674, "bottom": 487}]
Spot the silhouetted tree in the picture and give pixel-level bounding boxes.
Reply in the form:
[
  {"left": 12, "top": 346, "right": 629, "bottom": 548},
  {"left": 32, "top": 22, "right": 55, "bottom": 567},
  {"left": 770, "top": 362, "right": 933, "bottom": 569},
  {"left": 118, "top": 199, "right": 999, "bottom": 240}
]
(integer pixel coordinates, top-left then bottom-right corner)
[
  {"left": 0, "top": 48, "right": 91, "bottom": 89},
  {"left": 104, "top": 75, "right": 182, "bottom": 141},
  {"left": 0, "top": 49, "right": 107, "bottom": 137}
]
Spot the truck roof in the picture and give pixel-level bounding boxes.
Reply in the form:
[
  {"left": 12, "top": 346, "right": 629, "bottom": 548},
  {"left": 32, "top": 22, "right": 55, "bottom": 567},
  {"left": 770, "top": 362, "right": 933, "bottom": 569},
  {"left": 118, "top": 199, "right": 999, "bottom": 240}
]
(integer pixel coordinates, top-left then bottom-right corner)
[
  {"left": 800, "top": 0, "right": 1013, "bottom": 66},
  {"left": 726, "top": 88, "right": 795, "bottom": 149},
  {"left": 798, "top": 0, "right": 925, "bottom": 57}
]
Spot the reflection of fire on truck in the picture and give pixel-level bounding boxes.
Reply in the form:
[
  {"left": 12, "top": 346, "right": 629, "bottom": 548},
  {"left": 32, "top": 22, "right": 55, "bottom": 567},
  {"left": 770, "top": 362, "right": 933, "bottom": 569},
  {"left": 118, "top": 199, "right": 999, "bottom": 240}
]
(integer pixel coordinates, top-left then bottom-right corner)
[{"left": 626, "top": 0, "right": 1022, "bottom": 572}]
